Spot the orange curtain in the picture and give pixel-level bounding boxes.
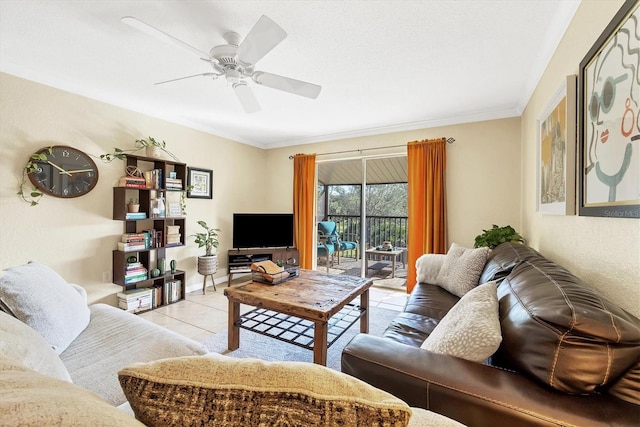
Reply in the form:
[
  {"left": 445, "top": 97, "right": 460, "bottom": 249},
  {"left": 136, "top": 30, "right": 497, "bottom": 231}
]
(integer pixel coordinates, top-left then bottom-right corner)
[
  {"left": 293, "top": 153, "right": 317, "bottom": 269},
  {"left": 406, "top": 138, "right": 447, "bottom": 293}
]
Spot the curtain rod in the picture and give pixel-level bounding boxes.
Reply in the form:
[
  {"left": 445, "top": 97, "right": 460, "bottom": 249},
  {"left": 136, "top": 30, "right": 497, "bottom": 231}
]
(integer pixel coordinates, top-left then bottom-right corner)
[{"left": 288, "top": 137, "right": 455, "bottom": 159}]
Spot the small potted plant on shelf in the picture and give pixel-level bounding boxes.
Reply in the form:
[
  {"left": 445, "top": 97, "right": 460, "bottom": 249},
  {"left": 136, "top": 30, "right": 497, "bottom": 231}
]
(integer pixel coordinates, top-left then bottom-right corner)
[
  {"left": 127, "top": 198, "right": 140, "bottom": 213},
  {"left": 474, "top": 224, "right": 525, "bottom": 249},
  {"left": 191, "top": 220, "right": 221, "bottom": 280}
]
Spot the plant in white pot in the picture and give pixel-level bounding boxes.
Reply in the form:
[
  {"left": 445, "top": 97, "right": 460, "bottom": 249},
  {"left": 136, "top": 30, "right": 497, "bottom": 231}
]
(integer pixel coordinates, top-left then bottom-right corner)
[{"left": 191, "top": 220, "right": 221, "bottom": 293}]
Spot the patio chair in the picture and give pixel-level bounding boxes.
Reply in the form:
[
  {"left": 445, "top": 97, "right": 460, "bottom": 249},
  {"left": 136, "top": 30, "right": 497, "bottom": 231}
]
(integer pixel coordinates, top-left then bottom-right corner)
[
  {"left": 317, "top": 221, "right": 359, "bottom": 265},
  {"left": 317, "top": 232, "right": 336, "bottom": 273}
]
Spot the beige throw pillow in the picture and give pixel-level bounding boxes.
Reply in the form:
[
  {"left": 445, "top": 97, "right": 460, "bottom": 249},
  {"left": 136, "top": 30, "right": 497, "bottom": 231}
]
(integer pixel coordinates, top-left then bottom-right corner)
[
  {"left": 435, "top": 243, "right": 489, "bottom": 297},
  {"left": 0, "top": 357, "right": 143, "bottom": 426},
  {"left": 119, "top": 354, "right": 412, "bottom": 427},
  {"left": 421, "top": 282, "right": 501, "bottom": 362}
]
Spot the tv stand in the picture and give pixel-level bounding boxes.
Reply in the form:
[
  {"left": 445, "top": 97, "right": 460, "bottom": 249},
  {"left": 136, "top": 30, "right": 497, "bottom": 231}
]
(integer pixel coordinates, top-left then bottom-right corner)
[{"left": 227, "top": 248, "right": 299, "bottom": 286}]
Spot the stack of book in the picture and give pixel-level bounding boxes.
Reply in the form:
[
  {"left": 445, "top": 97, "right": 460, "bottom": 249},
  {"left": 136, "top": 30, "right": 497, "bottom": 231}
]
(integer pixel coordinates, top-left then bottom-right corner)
[
  {"left": 125, "top": 212, "right": 147, "bottom": 220},
  {"left": 165, "top": 225, "right": 181, "bottom": 247},
  {"left": 117, "top": 288, "right": 152, "bottom": 313},
  {"left": 118, "top": 176, "right": 147, "bottom": 188},
  {"left": 165, "top": 177, "right": 183, "bottom": 190},
  {"left": 118, "top": 233, "right": 148, "bottom": 252},
  {"left": 124, "top": 261, "right": 148, "bottom": 284}
]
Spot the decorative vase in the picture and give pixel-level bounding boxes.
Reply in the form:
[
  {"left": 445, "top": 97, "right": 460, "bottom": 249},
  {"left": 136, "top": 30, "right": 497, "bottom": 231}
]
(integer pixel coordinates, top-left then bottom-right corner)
[
  {"left": 170, "top": 259, "right": 177, "bottom": 274},
  {"left": 146, "top": 145, "right": 161, "bottom": 158},
  {"left": 158, "top": 258, "right": 166, "bottom": 275},
  {"left": 197, "top": 255, "right": 218, "bottom": 275},
  {"left": 150, "top": 268, "right": 160, "bottom": 278}
]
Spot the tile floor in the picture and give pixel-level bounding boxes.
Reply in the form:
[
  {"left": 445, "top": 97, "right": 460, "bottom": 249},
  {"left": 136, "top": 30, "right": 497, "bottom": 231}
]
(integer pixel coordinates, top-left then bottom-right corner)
[{"left": 139, "top": 277, "right": 409, "bottom": 343}]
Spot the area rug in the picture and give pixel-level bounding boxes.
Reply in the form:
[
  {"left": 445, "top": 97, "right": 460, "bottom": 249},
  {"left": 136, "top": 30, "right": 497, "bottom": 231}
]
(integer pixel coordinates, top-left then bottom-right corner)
[{"left": 202, "top": 306, "right": 399, "bottom": 372}]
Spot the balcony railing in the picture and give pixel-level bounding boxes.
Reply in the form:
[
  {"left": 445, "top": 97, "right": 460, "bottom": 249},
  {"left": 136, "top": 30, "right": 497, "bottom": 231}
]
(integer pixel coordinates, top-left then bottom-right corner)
[{"left": 327, "top": 214, "right": 408, "bottom": 249}]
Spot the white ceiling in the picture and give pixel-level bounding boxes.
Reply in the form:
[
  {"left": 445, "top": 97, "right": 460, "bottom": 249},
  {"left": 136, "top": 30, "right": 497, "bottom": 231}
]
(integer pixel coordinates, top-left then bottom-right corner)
[{"left": 0, "top": 0, "right": 580, "bottom": 149}]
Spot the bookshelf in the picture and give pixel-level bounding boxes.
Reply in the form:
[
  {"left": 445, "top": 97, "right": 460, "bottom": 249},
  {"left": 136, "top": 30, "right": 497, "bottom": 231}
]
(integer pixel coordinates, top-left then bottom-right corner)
[{"left": 111, "top": 154, "right": 188, "bottom": 313}]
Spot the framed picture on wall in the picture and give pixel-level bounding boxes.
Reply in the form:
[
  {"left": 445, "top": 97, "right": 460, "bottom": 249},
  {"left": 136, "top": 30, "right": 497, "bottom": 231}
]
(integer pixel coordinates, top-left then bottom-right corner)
[
  {"left": 187, "top": 167, "right": 213, "bottom": 199},
  {"left": 537, "top": 75, "right": 577, "bottom": 215},
  {"left": 578, "top": 0, "right": 639, "bottom": 218}
]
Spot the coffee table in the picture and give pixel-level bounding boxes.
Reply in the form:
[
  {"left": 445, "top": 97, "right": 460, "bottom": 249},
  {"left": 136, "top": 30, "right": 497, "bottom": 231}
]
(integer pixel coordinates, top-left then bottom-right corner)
[
  {"left": 224, "top": 269, "right": 373, "bottom": 365},
  {"left": 364, "top": 247, "right": 406, "bottom": 278}
]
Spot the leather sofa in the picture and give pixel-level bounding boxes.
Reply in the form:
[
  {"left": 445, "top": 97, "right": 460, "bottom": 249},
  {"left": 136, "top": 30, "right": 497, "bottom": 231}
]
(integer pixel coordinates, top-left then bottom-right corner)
[{"left": 342, "top": 242, "right": 640, "bottom": 426}]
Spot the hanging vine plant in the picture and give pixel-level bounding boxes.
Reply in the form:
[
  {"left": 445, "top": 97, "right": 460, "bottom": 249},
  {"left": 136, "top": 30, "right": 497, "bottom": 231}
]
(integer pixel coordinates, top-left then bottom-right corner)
[
  {"left": 99, "top": 137, "right": 179, "bottom": 163},
  {"left": 17, "top": 147, "right": 51, "bottom": 206}
]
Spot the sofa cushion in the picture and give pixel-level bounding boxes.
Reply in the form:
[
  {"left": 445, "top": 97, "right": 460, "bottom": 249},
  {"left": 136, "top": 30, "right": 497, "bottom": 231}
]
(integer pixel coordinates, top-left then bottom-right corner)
[
  {"left": 0, "top": 310, "right": 71, "bottom": 382},
  {"left": 421, "top": 282, "right": 502, "bottom": 363},
  {"left": 60, "top": 303, "right": 208, "bottom": 406},
  {"left": 0, "top": 357, "right": 143, "bottom": 426},
  {"left": 0, "top": 261, "right": 90, "bottom": 354},
  {"left": 436, "top": 243, "right": 489, "bottom": 297},
  {"left": 478, "top": 242, "right": 527, "bottom": 284},
  {"left": 497, "top": 250, "right": 640, "bottom": 394},
  {"left": 119, "top": 354, "right": 412, "bottom": 427}
]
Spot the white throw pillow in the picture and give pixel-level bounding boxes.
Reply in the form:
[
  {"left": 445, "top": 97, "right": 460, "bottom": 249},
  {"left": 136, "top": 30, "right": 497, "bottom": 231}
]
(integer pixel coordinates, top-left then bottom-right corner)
[
  {"left": 415, "top": 253, "right": 446, "bottom": 284},
  {"left": 420, "top": 282, "right": 501, "bottom": 362},
  {"left": 0, "top": 310, "right": 71, "bottom": 382},
  {"left": 0, "top": 261, "right": 90, "bottom": 354},
  {"left": 435, "top": 243, "right": 489, "bottom": 297}
]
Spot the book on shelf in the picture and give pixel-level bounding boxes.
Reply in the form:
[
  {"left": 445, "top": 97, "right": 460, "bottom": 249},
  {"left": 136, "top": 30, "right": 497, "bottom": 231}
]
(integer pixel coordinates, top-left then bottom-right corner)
[
  {"left": 125, "top": 262, "right": 143, "bottom": 270},
  {"left": 118, "top": 176, "right": 147, "bottom": 188},
  {"left": 117, "top": 242, "right": 147, "bottom": 252},
  {"left": 165, "top": 178, "right": 183, "bottom": 190},
  {"left": 124, "top": 275, "right": 148, "bottom": 285},
  {"left": 143, "top": 169, "right": 163, "bottom": 189},
  {"left": 125, "top": 212, "right": 147, "bottom": 220},
  {"left": 117, "top": 287, "right": 152, "bottom": 299},
  {"left": 163, "top": 280, "right": 182, "bottom": 305}
]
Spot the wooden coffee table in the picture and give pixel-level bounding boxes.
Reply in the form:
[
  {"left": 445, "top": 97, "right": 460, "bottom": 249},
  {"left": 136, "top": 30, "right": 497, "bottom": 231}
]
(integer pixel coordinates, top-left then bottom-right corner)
[{"left": 224, "top": 269, "right": 373, "bottom": 365}]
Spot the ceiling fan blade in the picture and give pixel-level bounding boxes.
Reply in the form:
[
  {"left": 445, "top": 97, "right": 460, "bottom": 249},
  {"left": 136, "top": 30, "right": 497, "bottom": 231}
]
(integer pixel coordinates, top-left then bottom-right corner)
[
  {"left": 121, "top": 16, "right": 209, "bottom": 58},
  {"left": 154, "top": 72, "right": 218, "bottom": 85},
  {"left": 253, "top": 72, "right": 321, "bottom": 99},
  {"left": 236, "top": 15, "right": 287, "bottom": 67},
  {"left": 232, "top": 82, "right": 261, "bottom": 113}
]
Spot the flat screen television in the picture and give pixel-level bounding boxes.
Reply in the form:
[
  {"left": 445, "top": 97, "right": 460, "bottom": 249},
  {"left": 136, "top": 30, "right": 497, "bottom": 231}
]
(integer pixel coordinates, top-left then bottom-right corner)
[{"left": 232, "top": 213, "right": 294, "bottom": 249}]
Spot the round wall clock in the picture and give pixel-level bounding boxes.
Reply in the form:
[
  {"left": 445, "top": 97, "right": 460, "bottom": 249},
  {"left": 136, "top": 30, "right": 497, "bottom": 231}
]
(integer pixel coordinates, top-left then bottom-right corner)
[{"left": 27, "top": 146, "right": 99, "bottom": 198}]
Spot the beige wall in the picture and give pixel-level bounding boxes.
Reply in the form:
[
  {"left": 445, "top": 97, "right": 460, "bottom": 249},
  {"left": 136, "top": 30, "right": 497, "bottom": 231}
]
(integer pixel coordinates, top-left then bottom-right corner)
[
  {"left": 0, "top": 73, "right": 266, "bottom": 306},
  {"left": 521, "top": 0, "right": 639, "bottom": 316},
  {"left": 264, "top": 117, "right": 522, "bottom": 249},
  {"left": 1, "top": 0, "right": 637, "bottom": 317}
]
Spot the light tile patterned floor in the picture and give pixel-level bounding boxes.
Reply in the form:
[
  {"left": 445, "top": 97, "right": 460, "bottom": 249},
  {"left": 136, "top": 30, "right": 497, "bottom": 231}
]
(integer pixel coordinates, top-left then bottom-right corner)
[{"left": 139, "top": 277, "right": 408, "bottom": 342}]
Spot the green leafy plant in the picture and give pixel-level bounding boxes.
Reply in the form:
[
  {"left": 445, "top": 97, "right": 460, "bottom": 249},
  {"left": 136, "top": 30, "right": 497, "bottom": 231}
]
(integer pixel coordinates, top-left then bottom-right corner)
[
  {"left": 474, "top": 224, "right": 524, "bottom": 249},
  {"left": 18, "top": 147, "right": 52, "bottom": 206},
  {"left": 191, "top": 220, "right": 220, "bottom": 256},
  {"left": 127, "top": 198, "right": 139, "bottom": 205},
  {"left": 180, "top": 185, "right": 193, "bottom": 216},
  {"left": 99, "top": 136, "right": 179, "bottom": 162}
]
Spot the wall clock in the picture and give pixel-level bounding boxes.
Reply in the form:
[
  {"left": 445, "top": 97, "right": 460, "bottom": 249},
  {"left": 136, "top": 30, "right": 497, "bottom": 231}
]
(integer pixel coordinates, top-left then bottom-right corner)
[{"left": 27, "top": 146, "right": 99, "bottom": 198}]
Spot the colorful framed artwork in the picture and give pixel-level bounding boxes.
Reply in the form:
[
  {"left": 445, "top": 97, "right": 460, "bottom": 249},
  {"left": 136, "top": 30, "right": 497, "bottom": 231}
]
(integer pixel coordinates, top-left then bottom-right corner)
[
  {"left": 537, "top": 75, "right": 577, "bottom": 215},
  {"left": 578, "top": 0, "right": 639, "bottom": 218},
  {"left": 187, "top": 167, "right": 213, "bottom": 199}
]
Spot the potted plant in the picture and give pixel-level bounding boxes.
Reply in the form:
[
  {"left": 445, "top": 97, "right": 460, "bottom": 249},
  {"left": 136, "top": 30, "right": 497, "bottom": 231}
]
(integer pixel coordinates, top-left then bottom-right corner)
[
  {"left": 474, "top": 224, "right": 524, "bottom": 249},
  {"left": 127, "top": 198, "right": 140, "bottom": 213},
  {"left": 191, "top": 220, "right": 221, "bottom": 278}
]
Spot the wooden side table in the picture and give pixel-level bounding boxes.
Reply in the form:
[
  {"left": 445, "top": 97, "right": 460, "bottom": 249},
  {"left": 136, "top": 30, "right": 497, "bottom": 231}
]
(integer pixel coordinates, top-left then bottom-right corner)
[{"left": 364, "top": 247, "right": 405, "bottom": 278}]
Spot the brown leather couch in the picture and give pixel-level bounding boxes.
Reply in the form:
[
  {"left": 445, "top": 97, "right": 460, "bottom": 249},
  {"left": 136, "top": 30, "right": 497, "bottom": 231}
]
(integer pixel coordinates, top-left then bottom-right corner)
[{"left": 342, "top": 242, "right": 640, "bottom": 426}]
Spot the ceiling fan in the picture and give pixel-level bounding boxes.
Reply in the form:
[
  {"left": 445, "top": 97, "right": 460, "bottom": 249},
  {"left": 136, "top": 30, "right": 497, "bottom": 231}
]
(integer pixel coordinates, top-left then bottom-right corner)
[{"left": 121, "top": 15, "right": 321, "bottom": 113}]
